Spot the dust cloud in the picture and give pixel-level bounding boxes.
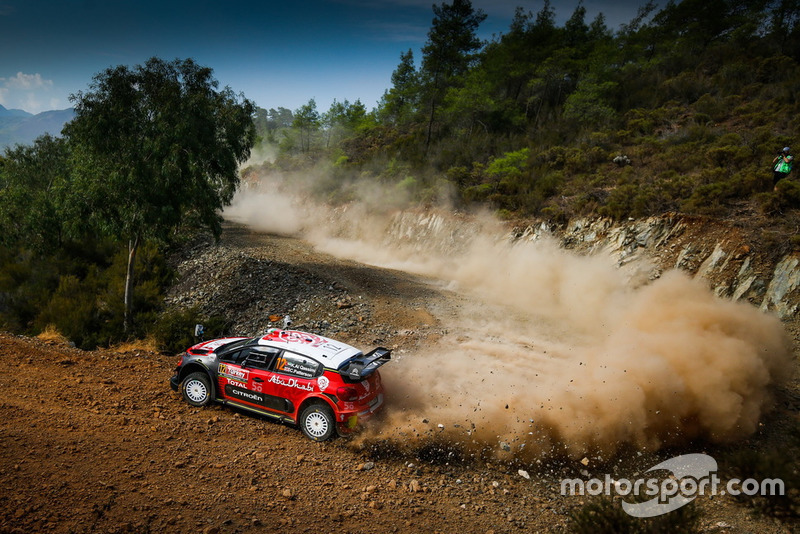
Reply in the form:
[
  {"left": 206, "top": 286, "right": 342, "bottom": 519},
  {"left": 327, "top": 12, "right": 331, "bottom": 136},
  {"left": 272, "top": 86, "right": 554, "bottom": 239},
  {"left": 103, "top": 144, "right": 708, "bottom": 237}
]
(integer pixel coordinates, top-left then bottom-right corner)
[{"left": 224, "top": 174, "right": 793, "bottom": 461}]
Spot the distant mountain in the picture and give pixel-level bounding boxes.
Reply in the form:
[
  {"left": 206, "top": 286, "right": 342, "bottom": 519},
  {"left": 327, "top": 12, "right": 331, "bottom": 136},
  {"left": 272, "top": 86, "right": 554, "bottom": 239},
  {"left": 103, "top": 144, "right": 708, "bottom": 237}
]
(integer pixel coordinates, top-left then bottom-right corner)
[
  {"left": 0, "top": 105, "right": 32, "bottom": 118},
  {"left": 0, "top": 105, "right": 75, "bottom": 150}
]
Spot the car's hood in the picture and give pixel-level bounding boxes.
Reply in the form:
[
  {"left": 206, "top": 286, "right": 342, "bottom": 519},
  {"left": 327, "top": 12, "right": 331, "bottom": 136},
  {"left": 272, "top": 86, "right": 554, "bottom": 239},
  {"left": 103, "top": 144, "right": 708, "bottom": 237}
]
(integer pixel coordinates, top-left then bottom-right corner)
[{"left": 187, "top": 337, "right": 249, "bottom": 355}]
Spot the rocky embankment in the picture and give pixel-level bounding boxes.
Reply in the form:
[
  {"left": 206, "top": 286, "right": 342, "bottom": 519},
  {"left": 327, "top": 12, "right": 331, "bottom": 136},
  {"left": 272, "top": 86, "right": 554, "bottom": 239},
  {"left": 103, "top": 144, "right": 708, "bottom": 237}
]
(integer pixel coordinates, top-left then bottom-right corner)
[{"left": 386, "top": 211, "right": 800, "bottom": 320}]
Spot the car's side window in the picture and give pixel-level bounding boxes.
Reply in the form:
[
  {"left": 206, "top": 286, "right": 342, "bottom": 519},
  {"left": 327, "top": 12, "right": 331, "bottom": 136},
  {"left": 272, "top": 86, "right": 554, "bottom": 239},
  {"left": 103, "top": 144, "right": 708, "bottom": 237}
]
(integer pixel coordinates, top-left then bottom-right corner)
[
  {"left": 219, "top": 349, "right": 244, "bottom": 364},
  {"left": 245, "top": 349, "right": 279, "bottom": 370},
  {"left": 273, "top": 352, "right": 322, "bottom": 378}
]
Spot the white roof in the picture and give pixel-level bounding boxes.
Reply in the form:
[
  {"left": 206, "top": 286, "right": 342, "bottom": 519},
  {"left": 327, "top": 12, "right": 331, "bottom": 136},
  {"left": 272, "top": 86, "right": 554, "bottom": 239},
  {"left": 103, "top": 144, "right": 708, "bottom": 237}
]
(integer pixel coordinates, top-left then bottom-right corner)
[{"left": 256, "top": 329, "right": 361, "bottom": 368}]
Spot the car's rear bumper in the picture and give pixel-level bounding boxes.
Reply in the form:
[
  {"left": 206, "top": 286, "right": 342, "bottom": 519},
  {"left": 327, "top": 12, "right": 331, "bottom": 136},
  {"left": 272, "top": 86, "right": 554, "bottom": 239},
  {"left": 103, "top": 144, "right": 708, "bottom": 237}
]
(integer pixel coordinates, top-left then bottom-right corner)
[{"left": 336, "top": 393, "right": 384, "bottom": 434}]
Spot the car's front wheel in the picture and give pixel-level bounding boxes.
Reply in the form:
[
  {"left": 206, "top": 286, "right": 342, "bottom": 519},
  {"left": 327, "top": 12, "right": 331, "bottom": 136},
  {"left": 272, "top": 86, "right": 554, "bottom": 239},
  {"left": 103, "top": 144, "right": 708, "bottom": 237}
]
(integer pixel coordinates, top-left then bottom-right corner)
[
  {"left": 299, "top": 403, "right": 335, "bottom": 441},
  {"left": 181, "top": 372, "right": 212, "bottom": 407}
]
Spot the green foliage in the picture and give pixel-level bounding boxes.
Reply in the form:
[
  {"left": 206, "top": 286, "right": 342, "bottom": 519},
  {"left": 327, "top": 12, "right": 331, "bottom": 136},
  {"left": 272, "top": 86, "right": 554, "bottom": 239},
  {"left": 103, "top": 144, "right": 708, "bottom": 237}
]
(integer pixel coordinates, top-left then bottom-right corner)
[
  {"left": 151, "top": 306, "right": 231, "bottom": 355},
  {"left": 249, "top": 0, "right": 800, "bottom": 224},
  {"left": 563, "top": 75, "right": 618, "bottom": 127},
  {"left": 0, "top": 240, "right": 170, "bottom": 349},
  {"left": 66, "top": 57, "right": 255, "bottom": 332},
  {"left": 293, "top": 98, "right": 321, "bottom": 153},
  {"left": 6, "top": 3, "right": 800, "bottom": 350},
  {"left": 486, "top": 148, "right": 529, "bottom": 180},
  {"left": 0, "top": 135, "right": 71, "bottom": 250},
  {"left": 67, "top": 57, "right": 256, "bottom": 243},
  {"left": 379, "top": 49, "right": 419, "bottom": 124}
]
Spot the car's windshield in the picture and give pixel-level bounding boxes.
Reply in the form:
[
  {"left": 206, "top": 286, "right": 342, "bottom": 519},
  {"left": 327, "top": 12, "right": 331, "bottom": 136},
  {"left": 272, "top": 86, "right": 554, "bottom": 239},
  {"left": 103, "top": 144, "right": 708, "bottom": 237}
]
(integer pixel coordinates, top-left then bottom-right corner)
[{"left": 219, "top": 337, "right": 259, "bottom": 352}]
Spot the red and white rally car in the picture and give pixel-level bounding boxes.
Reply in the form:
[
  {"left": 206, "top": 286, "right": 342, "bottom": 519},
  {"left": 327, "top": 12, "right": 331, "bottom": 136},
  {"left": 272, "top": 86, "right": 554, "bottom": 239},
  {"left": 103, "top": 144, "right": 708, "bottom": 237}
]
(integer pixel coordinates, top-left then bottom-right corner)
[{"left": 169, "top": 329, "right": 390, "bottom": 441}]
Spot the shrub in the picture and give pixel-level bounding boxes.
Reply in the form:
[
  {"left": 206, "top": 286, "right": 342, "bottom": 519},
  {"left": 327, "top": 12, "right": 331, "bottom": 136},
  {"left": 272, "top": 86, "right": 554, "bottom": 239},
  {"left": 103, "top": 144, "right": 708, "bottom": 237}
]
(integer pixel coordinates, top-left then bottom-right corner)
[
  {"left": 152, "top": 306, "right": 231, "bottom": 355},
  {"left": 721, "top": 445, "right": 800, "bottom": 518},
  {"left": 694, "top": 93, "right": 727, "bottom": 122}
]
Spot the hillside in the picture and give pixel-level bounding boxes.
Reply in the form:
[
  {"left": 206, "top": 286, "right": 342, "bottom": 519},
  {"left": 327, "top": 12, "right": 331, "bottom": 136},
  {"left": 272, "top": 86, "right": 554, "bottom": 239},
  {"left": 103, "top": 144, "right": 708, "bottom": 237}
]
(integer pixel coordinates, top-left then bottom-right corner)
[
  {"left": 1, "top": 221, "right": 797, "bottom": 532},
  {"left": 0, "top": 105, "right": 74, "bottom": 149}
]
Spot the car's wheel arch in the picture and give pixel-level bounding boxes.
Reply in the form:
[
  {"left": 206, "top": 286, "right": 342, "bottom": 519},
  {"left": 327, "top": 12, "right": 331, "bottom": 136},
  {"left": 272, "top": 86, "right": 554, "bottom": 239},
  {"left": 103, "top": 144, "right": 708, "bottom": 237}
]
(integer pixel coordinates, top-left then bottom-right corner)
[
  {"left": 178, "top": 363, "right": 216, "bottom": 399},
  {"left": 297, "top": 397, "right": 338, "bottom": 441},
  {"left": 296, "top": 396, "right": 337, "bottom": 423}
]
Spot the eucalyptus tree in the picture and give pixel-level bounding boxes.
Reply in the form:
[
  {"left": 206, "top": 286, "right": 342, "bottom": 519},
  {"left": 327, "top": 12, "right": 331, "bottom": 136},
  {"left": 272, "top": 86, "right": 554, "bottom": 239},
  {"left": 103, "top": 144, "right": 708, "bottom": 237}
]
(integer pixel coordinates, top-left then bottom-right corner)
[
  {"left": 0, "top": 134, "right": 71, "bottom": 251},
  {"left": 65, "top": 57, "right": 255, "bottom": 332}
]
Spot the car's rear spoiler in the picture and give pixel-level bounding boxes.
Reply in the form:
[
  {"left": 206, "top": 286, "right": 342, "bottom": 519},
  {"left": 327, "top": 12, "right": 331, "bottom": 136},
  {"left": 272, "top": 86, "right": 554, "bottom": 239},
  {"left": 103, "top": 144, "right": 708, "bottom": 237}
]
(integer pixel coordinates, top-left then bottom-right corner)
[{"left": 339, "top": 347, "right": 391, "bottom": 381}]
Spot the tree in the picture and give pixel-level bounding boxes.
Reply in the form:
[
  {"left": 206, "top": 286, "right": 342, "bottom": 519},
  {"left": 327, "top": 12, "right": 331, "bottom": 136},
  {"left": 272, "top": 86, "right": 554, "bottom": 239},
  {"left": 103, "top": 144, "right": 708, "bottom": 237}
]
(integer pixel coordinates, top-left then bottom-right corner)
[
  {"left": 322, "top": 98, "right": 370, "bottom": 147},
  {"left": 65, "top": 57, "right": 255, "bottom": 333},
  {"left": 420, "top": 0, "right": 487, "bottom": 151},
  {"left": 381, "top": 49, "right": 419, "bottom": 124},
  {"left": 0, "top": 134, "right": 71, "bottom": 250},
  {"left": 293, "top": 99, "right": 320, "bottom": 153}
]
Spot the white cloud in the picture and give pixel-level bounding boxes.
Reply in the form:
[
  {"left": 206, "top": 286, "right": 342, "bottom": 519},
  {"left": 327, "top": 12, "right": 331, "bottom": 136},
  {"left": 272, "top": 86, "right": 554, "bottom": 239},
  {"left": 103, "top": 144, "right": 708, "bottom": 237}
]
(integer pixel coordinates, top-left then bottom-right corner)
[
  {"left": 7, "top": 72, "right": 53, "bottom": 90},
  {"left": 0, "top": 72, "right": 60, "bottom": 113}
]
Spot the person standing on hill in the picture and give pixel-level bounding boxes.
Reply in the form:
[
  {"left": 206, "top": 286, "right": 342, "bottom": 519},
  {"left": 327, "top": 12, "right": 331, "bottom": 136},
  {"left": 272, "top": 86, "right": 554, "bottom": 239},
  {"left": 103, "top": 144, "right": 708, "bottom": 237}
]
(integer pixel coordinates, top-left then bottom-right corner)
[{"left": 773, "top": 147, "right": 793, "bottom": 187}]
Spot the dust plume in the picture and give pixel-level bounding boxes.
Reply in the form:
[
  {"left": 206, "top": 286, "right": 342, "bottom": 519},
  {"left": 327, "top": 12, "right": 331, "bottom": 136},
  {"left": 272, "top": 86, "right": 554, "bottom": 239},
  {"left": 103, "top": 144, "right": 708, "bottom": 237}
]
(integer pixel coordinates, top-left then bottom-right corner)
[
  {"left": 343, "top": 233, "right": 790, "bottom": 461},
  {"left": 225, "top": 173, "right": 793, "bottom": 460}
]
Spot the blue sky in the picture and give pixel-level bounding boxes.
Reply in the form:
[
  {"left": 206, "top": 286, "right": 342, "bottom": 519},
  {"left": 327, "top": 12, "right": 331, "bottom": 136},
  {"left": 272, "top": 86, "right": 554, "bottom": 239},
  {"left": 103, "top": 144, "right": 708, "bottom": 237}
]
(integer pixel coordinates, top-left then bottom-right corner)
[{"left": 0, "top": 0, "right": 652, "bottom": 115}]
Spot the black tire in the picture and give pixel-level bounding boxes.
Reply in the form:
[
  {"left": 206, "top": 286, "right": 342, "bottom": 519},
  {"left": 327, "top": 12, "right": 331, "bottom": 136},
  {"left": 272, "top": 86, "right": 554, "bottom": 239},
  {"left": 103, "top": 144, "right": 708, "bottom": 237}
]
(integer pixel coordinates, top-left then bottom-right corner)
[
  {"left": 181, "top": 372, "right": 213, "bottom": 407},
  {"left": 299, "top": 403, "right": 336, "bottom": 441}
]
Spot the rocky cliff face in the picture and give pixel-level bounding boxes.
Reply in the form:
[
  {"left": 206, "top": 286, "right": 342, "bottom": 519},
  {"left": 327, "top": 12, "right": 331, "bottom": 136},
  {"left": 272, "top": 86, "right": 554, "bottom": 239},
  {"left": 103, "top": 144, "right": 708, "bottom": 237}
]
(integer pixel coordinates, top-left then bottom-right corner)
[{"left": 384, "top": 211, "right": 800, "bottom": 319}]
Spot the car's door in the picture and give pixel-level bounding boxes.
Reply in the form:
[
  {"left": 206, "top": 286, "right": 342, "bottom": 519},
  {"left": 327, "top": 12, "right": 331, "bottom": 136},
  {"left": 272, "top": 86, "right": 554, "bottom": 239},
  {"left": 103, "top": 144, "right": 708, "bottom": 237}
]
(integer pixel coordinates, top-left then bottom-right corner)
[
  {"left": 258, "top": 351, "right": 324, "bottom": 416},
  {"left": 238, "top": 349, "right": 292, "bottom": 413},
  {"left": 216, "top": 348, "right": 249, "bottom": 400}
]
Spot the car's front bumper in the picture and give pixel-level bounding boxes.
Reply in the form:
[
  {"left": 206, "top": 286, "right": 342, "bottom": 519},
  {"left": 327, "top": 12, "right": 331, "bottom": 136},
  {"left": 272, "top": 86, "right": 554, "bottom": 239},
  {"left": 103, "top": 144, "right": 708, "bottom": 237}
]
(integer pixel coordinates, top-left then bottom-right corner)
[{"left": 169, "top": 374, "right": 180, "bottom": 392}]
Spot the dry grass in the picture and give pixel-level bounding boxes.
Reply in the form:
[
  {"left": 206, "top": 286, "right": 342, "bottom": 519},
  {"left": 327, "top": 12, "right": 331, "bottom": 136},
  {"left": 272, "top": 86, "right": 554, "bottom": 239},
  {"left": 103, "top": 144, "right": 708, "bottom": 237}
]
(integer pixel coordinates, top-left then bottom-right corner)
[
  {"left": 110, "top": 336, "right": 160, "bottom": 354},
  {"left": 36, "top": 325, "right": 70, "bottom": 345}
]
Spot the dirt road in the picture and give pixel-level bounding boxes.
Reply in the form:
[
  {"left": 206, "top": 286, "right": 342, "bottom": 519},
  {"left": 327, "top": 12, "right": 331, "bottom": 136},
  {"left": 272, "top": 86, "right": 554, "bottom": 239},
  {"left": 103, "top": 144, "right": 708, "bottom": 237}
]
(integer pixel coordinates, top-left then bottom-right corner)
[{"left": 0, "top": 225, "right": 796, "bottom": 533}]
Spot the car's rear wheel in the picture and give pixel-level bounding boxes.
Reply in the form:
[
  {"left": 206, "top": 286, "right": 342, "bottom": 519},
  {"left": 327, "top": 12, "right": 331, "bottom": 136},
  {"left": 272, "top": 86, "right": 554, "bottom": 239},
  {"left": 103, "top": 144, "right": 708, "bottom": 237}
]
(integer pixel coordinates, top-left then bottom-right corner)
[
  {"left": 299, "top": 404, "right": 335, "bottom": 441},
  {"left": 181, "top": 372, "right": 212, "bottom": 407}
]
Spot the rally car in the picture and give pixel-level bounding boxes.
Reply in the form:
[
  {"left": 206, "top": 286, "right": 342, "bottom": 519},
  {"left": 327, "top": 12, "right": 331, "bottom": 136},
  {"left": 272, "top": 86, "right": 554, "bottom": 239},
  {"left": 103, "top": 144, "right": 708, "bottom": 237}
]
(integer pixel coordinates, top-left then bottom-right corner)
[{"left": 170, "top": 328, "right": 390, "bottom": 441}]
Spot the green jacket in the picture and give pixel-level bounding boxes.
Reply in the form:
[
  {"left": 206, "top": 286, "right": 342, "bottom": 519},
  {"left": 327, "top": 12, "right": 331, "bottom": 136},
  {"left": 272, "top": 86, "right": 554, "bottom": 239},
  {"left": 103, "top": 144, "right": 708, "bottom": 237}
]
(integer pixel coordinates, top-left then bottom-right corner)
[{"left": 775, "top": 154, "right": 793, "bottom": 174}]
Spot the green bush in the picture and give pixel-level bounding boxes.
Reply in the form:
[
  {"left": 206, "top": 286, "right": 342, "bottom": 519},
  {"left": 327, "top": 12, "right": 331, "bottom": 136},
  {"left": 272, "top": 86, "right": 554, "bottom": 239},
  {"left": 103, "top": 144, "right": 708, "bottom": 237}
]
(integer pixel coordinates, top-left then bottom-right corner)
[
  {"left": 152, "top": 306, "right": 231, "bottom": 355},
  {"left": 0, "top": 239, "right": 170, "bottom": 349}
]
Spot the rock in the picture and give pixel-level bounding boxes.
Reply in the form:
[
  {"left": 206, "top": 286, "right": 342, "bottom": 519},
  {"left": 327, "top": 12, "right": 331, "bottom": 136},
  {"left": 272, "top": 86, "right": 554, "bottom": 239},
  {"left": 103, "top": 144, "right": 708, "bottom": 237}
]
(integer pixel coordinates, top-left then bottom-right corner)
[
  {"left": 408, "top": 480, "right": 421, "bottom": 492},
  {"left": 518, "top": 469, "right": 530, "bottom": 480},
  {"left": 580, "top": 457, "right": 589, "bottom": 466},
  {"left": 281, "top": 488, "right": 294, "bottom": 499}
]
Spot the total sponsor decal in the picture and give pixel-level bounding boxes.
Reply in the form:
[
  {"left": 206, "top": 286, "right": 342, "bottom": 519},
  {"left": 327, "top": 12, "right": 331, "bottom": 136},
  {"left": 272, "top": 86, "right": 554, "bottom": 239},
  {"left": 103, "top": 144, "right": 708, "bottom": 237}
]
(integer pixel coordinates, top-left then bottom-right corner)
[
  {"left": 219, "top": 363, "right": 248, "bottom": 384},
  {"left": 269, "top": 375, "right": 314, "bottom": 392}
]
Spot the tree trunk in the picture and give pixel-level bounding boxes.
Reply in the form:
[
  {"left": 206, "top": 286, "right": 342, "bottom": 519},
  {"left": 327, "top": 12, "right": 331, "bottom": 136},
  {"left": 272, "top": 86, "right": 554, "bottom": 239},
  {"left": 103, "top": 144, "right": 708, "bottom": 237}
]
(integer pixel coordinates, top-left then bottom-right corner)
[
  {"left": 425, "top": 97, "right": 436, "bottom": 155},
  {"left": 123, "top": 235, "right": 140, "bottom": 334}
]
